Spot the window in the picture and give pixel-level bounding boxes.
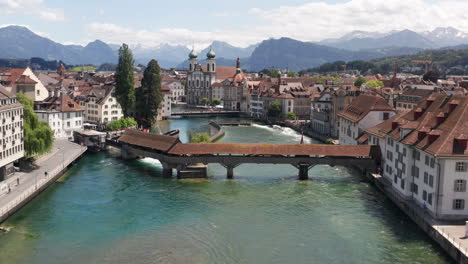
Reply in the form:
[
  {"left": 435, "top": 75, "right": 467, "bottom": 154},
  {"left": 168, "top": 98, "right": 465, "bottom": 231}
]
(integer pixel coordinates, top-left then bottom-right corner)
[
  {"left": 400, "top": 179, "right": 405, "bottom": 189},
  {"left": 456, "top": 162, "right": 467, "bottom": 172},
  {"left": 67, "top": 121, "right": 70, "bottom": 127},
  {"left": 411, "top": 166, "right": 419, "bottom": 178},
  {"left": 453, "top": 199, "right": 465, "bottom": 210},
  {"left": 430, "top": 158, "right": 435, "bottom": 168},
  {"left": 424, "top": 172, "right": 428, "bottom": 184},
  {"left": 383, "top": 112, "right": 389, "bottom": 120},
  {"left": 67, "top": 113, "right": 70, "bottom": 118},
  {"left": 454, "top": 180, "right": 466, "bottom": 192},
  {"left": 411, "top": 183, "right": 418, "bottom": 194},
  {"left": 425, "top": 155, "right": 429, "bottom": 165},
  {"left": 429, "top": 175, "right": 434, "bottom": 188},
  {"left": 394, "top": 175, "right": 398, "bottom": 184},
  {"left": 428, "top": 194, "right": 433, "bottom": 205},
  {"left": 423, "top": 190, "right": 427, "bottom": 201},
  {"left": 37, "top": 90, "right": 40, "bottom": 95},
  {"left": 403, "top": 148, "right": 406, "bottom": 157}
]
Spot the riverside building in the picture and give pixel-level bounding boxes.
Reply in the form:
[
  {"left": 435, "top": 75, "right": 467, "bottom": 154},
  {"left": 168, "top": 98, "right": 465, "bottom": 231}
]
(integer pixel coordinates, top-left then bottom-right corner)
[
  {"left": 0, "top": 87, "right": 24, "bottom": 180},
  {"left": 365, "top": 94, "right": 468, "bottom": 220}
]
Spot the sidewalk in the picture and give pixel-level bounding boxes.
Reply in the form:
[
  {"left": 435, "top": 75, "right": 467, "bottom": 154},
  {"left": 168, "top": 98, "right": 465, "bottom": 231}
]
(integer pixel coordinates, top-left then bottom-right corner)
[{"left": 0, "top": 140, "right": 87, "bottom": 223}]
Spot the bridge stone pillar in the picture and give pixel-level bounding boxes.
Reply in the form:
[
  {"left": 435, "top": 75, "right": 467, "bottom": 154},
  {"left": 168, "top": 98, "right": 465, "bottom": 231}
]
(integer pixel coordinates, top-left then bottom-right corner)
[
  {"left": 298, "top": 164, "right": 310, "bottom": 180},
  {"left": 121, "top": 145, "right": 137, "bottom": 160},
  {"left": 227, "top": 166, "right": 235, "bottom": 179},
  {"left": 161, "top": 162, "right": 175, "bottom": 178}
]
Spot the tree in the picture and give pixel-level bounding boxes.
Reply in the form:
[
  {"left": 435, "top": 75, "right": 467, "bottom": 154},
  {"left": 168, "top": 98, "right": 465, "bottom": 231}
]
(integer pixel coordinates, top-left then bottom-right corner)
[
  {"left": 17, "top": 92, "right": 53, "bottom": 157},
  {"left": 137, "top": 59, "right": 163, "bottom": 126},
  {"left": 365, "top": 80, "right": 384, "bottom": 89},
  {"left": 267, "top": 101, "right": 282, "bottom": 119},
  {"left": 201, "top": 98, "right": 210, "bottom": 105},
  {"left": 423, "top": 70, "right": 440, "bottom": 83},
  {"left": 270, "top": 69, "right": 281, "bottom": 78},
  {"left": 211, "top": 99, "right": 221, "bottom": 106},
  {"left": 354, "top": 77, "right": 366, "bottom": 88},
  {"left": 287, "top": 71, "right": 297, "bottom": 77},
  {"left": 325, "top": 138, "right": 334, "bottom": 145},
  {"left": 115, "top": 44, "right": 135, "bottom": 117},
  {"left": 286, "top": 112, "right": 296, "bottom": 120},
  {"left": 189, "top": 132, "right": 211, "bottom": 143},
  {"left": 107, "top": 117, "right": 138, "bottom": 131}
]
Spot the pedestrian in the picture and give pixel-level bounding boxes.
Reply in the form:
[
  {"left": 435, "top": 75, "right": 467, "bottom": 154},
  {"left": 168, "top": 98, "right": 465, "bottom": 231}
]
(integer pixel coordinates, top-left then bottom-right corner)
[
  {"left": 8, "top": 185, "right": 10, "bottom": 193},
  {"left": 16, "top": 178, "right": 19, "bottom": 186},
  {"left": 44, "top": 171, "right": 48, "bottom": 178}
]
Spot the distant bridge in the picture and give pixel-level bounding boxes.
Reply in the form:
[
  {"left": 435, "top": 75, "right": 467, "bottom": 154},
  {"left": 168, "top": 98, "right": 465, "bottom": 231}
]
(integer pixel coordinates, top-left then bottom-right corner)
[
  {"left": 171, "top": 110, "right": 241, "bottom": 118},
  {"left": 113, "top": 129, "right": 381, "bottom": 180}
]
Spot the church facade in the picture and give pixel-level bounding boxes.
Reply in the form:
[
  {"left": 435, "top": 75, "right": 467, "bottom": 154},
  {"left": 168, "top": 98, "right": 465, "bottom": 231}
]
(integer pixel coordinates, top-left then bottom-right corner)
[{"left": 186, "top": 48, "right": 217, "bottom": 105}]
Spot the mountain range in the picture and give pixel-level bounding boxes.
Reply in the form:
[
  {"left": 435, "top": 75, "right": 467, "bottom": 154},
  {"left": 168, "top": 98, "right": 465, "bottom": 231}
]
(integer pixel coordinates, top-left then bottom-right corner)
[{"left": 0, "top": 25, "right": 468, "bottom": 71}]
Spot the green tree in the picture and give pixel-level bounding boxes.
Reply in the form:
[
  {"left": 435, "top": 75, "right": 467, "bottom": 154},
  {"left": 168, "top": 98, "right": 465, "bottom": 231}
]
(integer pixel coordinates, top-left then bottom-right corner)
[
  {"left": 189, "top": 132, "right": 211, "bottom": 143},
  {"left": 267, "top": 101, "right": 282, "bottom": 119},
  {"left": 287, "top": 71, "right": 297, "bottom": 77},
  {"left": 137, "top": 59, "right": 163, "bottom": 125},
  {"left": 354, "top": 77, "right": 366, "bottom": 88},
  {"left": 325, "top": 138, "right": 334, "bottom": 145},
  {"left": 201, "top": 98, "right": 210, "bottom": 105},
  {"left": 286, "top": 112, "right": 296, "bottom": 120},
  {"left": 365, "top": 80, "right": 384, "bottom": 89},
  {"left": 270, "top": 69, "right": 281, "bottom": 78},
  {"left": 17, "top": 92, "right": 53, "bottom": 157},
  {"left": 211, "top": 99, "right": 221, "bottom": 106},
  {"left": 115, "top": 44, "right": 135, "bottom": 117},
  {"left": 107, "top": 117, "right": 137, "bottom": 131}
]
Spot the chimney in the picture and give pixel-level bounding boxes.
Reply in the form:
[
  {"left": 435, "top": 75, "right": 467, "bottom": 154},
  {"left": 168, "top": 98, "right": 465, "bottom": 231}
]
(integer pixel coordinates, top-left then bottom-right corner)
[
  {"left": 428, "top": 133, "right": 440, "bottom": 144},
  {"left": 413, "top": 108, "right": 423, "bottom": 120},
  {"left": 418, "top": 131, "right": 427, "bottom": 141},
  {"left": 449, "top": 100, "right": 459, "bottom": 112},
  {"left": 426, "top": 98, "right": 434, "bottom": 108},
  {"left": 453, "top": 137, "right": 468, "bottom": 154},
  {"left": 436, "top": 112, "right": 445, "bottom": 125}
]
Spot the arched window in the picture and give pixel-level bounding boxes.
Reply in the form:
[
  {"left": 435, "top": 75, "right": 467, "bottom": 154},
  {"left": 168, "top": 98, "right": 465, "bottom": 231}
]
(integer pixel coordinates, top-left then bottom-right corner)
[
  {"left": 196, "top": 79, "right": 199, "bottom": 87},
  {"left": 189, "top": 64, "right": 192, "bottom": 71},
  {"left": 207, "top": 64, "right": 210, "bottom": 72}
]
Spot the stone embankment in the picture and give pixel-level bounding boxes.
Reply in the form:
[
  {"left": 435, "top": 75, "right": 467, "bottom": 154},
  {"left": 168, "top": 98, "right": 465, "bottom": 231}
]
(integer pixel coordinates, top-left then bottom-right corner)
[
  {"left": 367, "top": 172, "right": 468, "bottom": 264},
  {"left": 0, "top": 140, "right": 87, "bottom": 223},
  {"left": 208, "top": 121, "right": 225, "bottom": 142}
]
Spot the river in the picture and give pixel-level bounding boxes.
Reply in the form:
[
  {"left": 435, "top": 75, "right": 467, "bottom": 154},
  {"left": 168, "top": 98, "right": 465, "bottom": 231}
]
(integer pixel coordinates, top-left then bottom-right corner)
[{"left": 0, "top": 117, "right": 453, "bottom": 264}]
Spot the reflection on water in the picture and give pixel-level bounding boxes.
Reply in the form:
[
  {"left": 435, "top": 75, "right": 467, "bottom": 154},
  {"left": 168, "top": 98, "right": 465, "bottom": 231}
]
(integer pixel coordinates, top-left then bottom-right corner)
[{"left": 0, "top": 117, "right": 453, "bottom": 264}]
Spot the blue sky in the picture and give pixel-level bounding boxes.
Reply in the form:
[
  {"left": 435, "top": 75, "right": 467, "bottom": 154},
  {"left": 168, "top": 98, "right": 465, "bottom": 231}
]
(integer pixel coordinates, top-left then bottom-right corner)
[{"left": 1, "top": 0, "right": 468, "bottom": 48}]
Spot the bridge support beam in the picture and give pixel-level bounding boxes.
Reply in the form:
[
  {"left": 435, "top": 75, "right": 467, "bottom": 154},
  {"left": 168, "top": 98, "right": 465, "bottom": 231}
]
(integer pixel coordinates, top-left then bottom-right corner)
[
  {"left": 298, "top": 164, "right": 313, "bottom": 180},
  {"left": 227, "top": 166, "right": 235, "bottom": 179}
]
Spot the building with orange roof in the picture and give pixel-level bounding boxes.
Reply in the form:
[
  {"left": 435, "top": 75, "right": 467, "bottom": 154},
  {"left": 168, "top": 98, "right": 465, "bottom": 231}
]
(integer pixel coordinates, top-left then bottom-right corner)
[
  {"left": 338, "top": 94, "right": 395, "bottom": 145},
  {"left": 0, "top": 67, "right": 48, "bottom": 101},
  {"left": 35, "top": 87, "right": 84, "bottom": 139},
  {"left": 364, "top": 94, "right": 468, "bottom": 220}
]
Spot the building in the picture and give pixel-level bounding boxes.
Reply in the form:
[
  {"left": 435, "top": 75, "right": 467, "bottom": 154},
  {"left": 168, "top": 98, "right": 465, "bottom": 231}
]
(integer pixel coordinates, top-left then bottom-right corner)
[
  {"left": 365, "top": 94, "right": 468, "bottom": 220},
  {"left": 395, "top": 87, "right": 434, "bottom": 111},
  {"left": 338, "top": 94, "right": 395, "bottom": 145},
  {"left": 164, "top": 80, "right": 185, "bottom": 104},
  {"left": 36, "top": 88, "right": 84, "bottom": 139},
  {"left": 310, "top": 89, "right": 333, "bottom": 136},
  {"left": 78, "top": 86, "right": 123, "bottom": 125},
  {"left": 223, "top": 58, "right": 248, "bottom": 111},
  {"left": 186, "top": 48, "right": 237, "bottom": 105},
  {"left": 0, "top": 88, "right": 24, "bottom": 180},
  {"left": 158, "top": 85, "right": 172, "bottom": 120},
  {"left": 0, "top": 67, "right": 49, "bottom": 101},
  {"left": 331, "top": 85, "right": 360, "bottom": 137}
]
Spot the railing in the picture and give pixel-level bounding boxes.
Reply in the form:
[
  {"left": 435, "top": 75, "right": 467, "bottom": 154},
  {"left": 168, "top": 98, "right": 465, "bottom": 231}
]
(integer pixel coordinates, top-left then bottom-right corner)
[
  {"left": 0, "top": 146, "right": 87, "bottom": 222},
  {"left": 433, "top": 225, "right": 468, "bottom": 257}
]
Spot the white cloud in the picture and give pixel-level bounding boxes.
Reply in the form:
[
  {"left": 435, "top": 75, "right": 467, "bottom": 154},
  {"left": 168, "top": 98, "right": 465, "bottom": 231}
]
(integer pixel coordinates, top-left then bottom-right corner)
[
  {"left": 86, "top": 0, "right": 468, "bottom": 47},
  {"left": 0, "top": 0, "right": 64, "bottom": 21}
]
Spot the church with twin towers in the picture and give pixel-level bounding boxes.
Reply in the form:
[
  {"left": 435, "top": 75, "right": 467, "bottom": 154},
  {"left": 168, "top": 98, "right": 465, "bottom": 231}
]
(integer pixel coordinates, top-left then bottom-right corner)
[{"left": 185, "top": 46, "right": 242, "bottom": 106}]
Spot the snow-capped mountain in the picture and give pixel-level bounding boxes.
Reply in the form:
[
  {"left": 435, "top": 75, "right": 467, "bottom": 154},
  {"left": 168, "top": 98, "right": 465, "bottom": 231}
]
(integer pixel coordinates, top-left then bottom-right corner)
[{"left": 421, "top": 27, "right": 468, "bottom": 47}]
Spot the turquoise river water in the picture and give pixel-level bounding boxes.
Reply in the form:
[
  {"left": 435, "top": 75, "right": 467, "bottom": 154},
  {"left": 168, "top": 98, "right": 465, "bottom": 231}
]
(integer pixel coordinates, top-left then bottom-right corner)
[{"left": 0, "top": 117, "right": 454, "bottom": 264}]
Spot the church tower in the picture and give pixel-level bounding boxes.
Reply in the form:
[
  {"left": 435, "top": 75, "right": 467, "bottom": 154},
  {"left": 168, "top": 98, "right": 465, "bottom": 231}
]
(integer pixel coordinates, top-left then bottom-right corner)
[
  {"left": 188, "top": 48, "right": 198, "bottom": 72},
  {"left": 206, "top": 47, "right": 216, "bottom": 73}
]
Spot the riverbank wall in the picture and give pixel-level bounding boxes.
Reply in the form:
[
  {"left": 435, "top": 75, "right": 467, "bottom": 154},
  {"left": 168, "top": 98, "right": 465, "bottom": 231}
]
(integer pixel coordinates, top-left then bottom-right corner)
[
  {"left": 208, "top": 121, "right": 225, "bottom": 142},
  {"left": 367, "top": 172, "right": 468, "bottom": 264},
  {"left": 0, "top": 143, "right": 87, "bottom": 224}
]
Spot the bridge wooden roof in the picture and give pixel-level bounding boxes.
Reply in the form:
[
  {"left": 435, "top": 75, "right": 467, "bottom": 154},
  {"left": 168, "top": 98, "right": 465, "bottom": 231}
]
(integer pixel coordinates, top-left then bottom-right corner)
[
  {"left": 119, "top": 129, "right": 181, "bottom": 152},
  {"left": 168, "top": 143, "right": 378, "bottom": 157}
]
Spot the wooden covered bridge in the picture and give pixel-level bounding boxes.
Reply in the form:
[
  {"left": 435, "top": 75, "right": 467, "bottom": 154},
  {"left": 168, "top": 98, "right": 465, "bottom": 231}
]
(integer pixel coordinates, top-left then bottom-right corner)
[{"left": 116, "top": 129, "right": 381, "bottom": 180}]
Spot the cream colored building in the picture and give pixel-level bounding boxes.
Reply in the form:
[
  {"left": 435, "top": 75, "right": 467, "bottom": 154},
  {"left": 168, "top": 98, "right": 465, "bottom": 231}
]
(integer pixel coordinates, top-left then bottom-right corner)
[
  {"left": 0, "top": 88, "right": 24, "bottom": 179},
  {"left": 79, "top": 86, "right": 123, "bottom": 124}
]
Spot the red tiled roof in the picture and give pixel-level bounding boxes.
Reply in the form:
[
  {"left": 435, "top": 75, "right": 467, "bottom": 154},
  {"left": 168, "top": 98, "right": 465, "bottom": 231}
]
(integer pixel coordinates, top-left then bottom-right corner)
[
  {"left": 119, "top": 129, "right": 181, "bottom": 152},
  {"left": 201, "top": 66, "right": 237, "bottom": 81},
  {"left": 15, "top": 75, "right": 37, "bottom": 85},
  {"left": 338, "top": 94, "right": 394, "bottom": 122}
]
